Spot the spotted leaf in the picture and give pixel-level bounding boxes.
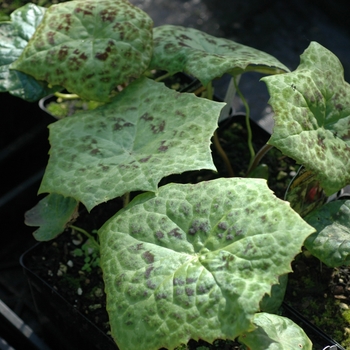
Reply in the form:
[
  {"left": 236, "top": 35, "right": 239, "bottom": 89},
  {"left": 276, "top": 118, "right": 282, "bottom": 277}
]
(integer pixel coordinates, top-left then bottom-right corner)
[
  {"left": 0, "top": 4, "right": 59, "bottom": 101},
  {"left": 11, "top": 0, "right": 153, "bottom": 101},
  {"left": 239, "top": 313, "right": 312, "bottom": 350},
  {"left": 99, "top": 178, "right": 314, "bottom": 350},
  {"left": 262, "top": 42, "right": 350, "bottom": 196},
  {"left": 39, "top": 77, "right": 224, "bottom": 211},
  {"left": 150, "top": 25, "right": 289, "bottom": 85},
  {"left": 304, "top": 200, "right": 350, "bottom": 267}
]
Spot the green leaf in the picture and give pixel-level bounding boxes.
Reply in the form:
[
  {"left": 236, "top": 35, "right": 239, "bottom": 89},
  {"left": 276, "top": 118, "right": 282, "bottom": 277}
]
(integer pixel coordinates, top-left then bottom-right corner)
[
  {"left": 238, "top": 313, "right": 312, "bottom": 350},
  {"left": 150, "top": 25, "right": 290, "bottom": 85},
  {"left": 11, "top": 0, "right": 154, "bottom": 102},
  {"left": 24, "top": 193, "right": 79, "bottom": 241},
  {"left": 98, "top": 178, "right": 314, "bottom": 350},
  {"left": 304, "top": 200, "right": 350, "bottom": 267},
  {"left": 39, "top": 77, "right": 224, "bottom": 211},
  {"left": 259, "top": 274, "right": 288, "bottom": 314},
  {"left": 0, "top": 4, "right": 57, "bottom": 101},
  {"left": 262, "top": 42, "right": 350, "bottom": 196}
]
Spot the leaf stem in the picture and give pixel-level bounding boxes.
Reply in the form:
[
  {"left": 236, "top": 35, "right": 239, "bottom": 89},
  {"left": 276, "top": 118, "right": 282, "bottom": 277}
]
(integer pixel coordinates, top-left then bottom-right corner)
[
  {"left": 233, "top": 76, "right": 255, "bottom": 170},
  {"left": 70, "top": 225, "right": 100, "bottom": 249},
  {"left": 246, "top": 144, "right": 274, "bottom": 176},
  {"left": 206, "top": 81, "right": 234, "bottom": 177},
  {"left": 154, "top": 72, "right": 172, "bottom": 82},
  {"left": 213, "top": 131, "right": 235, "bottom": 177},
  {"left": 123, "top": 192, "right": 130, "bottom": 207},
  {"left": 54, "top": 91, "right": 80, "bottom": 100}
]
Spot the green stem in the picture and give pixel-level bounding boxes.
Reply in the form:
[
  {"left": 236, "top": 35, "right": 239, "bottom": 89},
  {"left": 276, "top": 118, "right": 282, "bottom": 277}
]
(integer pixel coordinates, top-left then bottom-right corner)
[
  {"left": 54, "top": 91, "right": 80, "bottom": 100},
  {"left": 70, "top": 225, "right": 100, "bottom": 249},
  {"left": 233, "top": 76, "right": 255, "bottom": 170},
  {"left": 154, "top": 72, "right": 172, "bottom": 82},
  {"left": 213, "top": 131, "right": 234, "bottom": 177},
  {"left": 207, "top": 81, "right": 234, "bottom": 177},
  {"left": 123, "top": 192, "right": 130, "bottom": 207},
  {"left": 246, "top": 144, "right": 274, "bottom": 176}
]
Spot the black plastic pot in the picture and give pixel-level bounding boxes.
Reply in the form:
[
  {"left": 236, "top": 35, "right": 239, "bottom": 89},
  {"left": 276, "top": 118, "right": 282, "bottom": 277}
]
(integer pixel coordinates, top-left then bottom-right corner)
[{"left": 20, "top": 243, "right": 117, "bottom": 350}]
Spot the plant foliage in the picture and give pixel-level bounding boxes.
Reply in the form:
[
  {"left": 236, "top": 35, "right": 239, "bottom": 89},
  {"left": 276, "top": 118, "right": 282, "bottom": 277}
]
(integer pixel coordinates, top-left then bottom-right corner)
[{"left": 1, "top": 0, "right": 350, "bottom": 349}]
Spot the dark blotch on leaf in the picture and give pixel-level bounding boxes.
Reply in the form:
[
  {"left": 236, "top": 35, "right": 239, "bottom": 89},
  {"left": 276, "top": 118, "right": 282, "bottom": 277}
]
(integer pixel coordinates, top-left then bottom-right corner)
[
  {"left": 142, "top": 251, "right": 155, "bottom": 264},
  {"left": 185, "top": 287, "right": 195, "bottom": 296},
  {"left": 141, "top": 112, "right": 153, "bottom": 121},
  {"left": 173, "top": 278, "right": 185, "bottom": 286},
  {"left": 100, "top": 9, "right": 117, "bottom": 22},
  {"left": 151, "top": 121, "right": 165, "bottom": 134},
  {"left": 168, "top": 228, "right": 182, "bottom": 239},
  {"left": 186, "top": 277, "right": 197, "bottom": 284},
  {"left": 158, "top": 141, "right": 168, "bottom": 152},
  {"left": 155, "top": 231, "right": 164, "bottom": 239},
  {"left": 218, "top": 222, "right": 228, "bottom": 230},
  {"left": 140, "top": 155, "right": 151, "bottom": 163},
  {"left": 145, "top": 265, "right": 154, "bottom": 279}
]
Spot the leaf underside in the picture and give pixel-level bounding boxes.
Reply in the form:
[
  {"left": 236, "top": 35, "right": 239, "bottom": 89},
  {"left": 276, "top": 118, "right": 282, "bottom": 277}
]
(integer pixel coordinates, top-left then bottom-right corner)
[
  {"left": 0, "top": 4, "right": 58, "bottom": 101},
  {"left": 39, "top": 77, "right": 224, "bottom": 211},
  {"left": 238, "top": 312, "right": 312, "bottom": 350},
  {"left": 11, "top": 0, "right": 154, "bottom": 101},
  {"left": 262, "top": 41, "right": 350, "bottom": 196},
  {"left": 98, "top": 178, "right": 314, "bottom": 350},
  {"left": 25, "top": 193, "right": 78, "bottom": 241},
  {"left": 304, "top": 200, "right": 350, "bottom": 267},
  {"left": 150, "top": 25, "right": 290, "bottom": 85}
]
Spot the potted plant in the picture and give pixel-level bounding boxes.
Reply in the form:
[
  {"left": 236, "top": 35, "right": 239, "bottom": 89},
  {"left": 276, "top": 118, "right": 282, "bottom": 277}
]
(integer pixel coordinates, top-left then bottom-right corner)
[{"left": 1, "top": 0, "right": 350, "bottom": 349}]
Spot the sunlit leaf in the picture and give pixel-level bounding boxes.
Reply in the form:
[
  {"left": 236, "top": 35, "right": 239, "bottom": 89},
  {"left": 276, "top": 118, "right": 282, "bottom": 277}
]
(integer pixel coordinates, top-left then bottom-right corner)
[
  {"left": 11, "top": 0, "right": 154, "bottom": 102},
  {"left": 39, "top": 77, "right": 224, "bottom": 211},
  {"left": 262, "top": 42, "right": 350, "bottom": 196},
  {"left": 239, "top": 313, "right": 312, "bottom": 350},
  {"left": 99, "top": 178, "right": 314, "bottom": 350},
  {"left": 150, "top": 25, "right": 289, "bottom": 85}
]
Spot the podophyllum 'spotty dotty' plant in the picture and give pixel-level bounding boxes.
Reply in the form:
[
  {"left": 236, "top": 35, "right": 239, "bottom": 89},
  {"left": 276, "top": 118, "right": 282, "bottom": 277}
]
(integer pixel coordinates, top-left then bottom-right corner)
[{"left": 1, "top": 1, "right": 349, "bottom": 349}]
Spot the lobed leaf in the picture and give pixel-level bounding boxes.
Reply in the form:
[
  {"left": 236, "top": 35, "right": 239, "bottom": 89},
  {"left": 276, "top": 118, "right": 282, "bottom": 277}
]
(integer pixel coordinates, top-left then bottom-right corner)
[
  {"left": 25, "top": 193, "right": 79, "bottom": 241},
  {"left": 238, "top": 313, "right": 312, "bottom": 350},
  {"left": 98, "top": 178, "right": 314, "bottom": 350},
  {"left": 304, "top": 200, "right": 350, "bottom": 267},
  {"left": 0, "top": 4, "right": 57, "bottom": 101},
  {"left": 150, "top": 25, "right": 290, "bottom": 85},
  {"left": 11, "top": 0, "right": 154, "bottom": 102},
  {"left": 262, "top": 42, "right": 350, "bottom": 195},
  {"left": 39, "top": 77, "right": 224, "bottom": 211}
]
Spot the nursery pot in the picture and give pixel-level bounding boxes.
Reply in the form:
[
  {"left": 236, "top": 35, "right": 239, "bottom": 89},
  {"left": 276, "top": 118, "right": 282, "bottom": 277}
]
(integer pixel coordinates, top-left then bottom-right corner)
[{"left": 20, "top": 243, "right": 118, "bottom": 350}]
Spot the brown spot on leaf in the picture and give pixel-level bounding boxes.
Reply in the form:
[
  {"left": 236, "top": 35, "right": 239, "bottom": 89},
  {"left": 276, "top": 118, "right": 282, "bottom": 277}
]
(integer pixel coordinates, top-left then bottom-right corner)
[
  {"left": 218, "top": 222, "right": 228, "bottom": 230},
  {"left": 158, "top": 141, "right": 168, "bottom": 152},
  {"left": 155, "top": 231, "right": 164, "bottom": 240},
  {"left": 186, "top": 277, "right": 197, "bottom": 284},
  {"left": 173, "top": 278, "right": 185, "bottom": 286},
  {"left": 185, "top": 288, "right": 195, "bottom": 296},
  {"left": 151, "top": 121, "right": 165, "bottom": 134},
  {"left": 168, "top": 228, "right": 182, "bottom": 239},
  {"left": 141, "top": 113, "right": 153, "bottom": 121},
  {"left": 58, "top": 46, "right": 69, "bottom": 61},
  {"left": 145, "top": 265, "right": 154, "bottom": 279},
  {"left": 142, "top": 251, "right": 155, "bottom": 264},
  {"left": 140, "top": 155, "right": 151, "bottom": 163},
  {"left": 47, "top": 31, "right": 56, "bottom": 45},
  {"left": 100, "top": 9, "right": 117, "bottom": 22}
]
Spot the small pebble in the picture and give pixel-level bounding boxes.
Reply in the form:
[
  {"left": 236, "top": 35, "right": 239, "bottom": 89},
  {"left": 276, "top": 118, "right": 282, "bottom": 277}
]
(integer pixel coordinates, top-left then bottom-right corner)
[
  {"left": 339, "top": 302, "right": 349, "bottom": 310},
  {"left": 77, "top": 288, "right": 83, "bottom": 295},
  {"left": 67, "top": 260, "right": 74, "bottom": 267}
]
